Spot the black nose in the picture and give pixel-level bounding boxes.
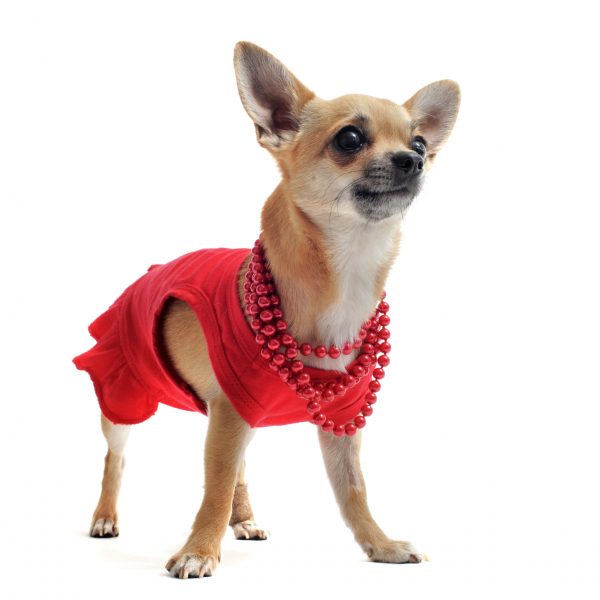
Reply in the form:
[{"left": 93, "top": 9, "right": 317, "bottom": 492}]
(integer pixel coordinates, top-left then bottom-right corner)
[{"left": 391, "top": 151, "right": 424, "bottom": 176}]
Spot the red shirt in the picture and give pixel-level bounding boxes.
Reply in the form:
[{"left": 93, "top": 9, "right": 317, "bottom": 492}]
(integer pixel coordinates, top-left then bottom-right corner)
[{"left": 74, "top": 248, "right": 374, "bottom": 428}]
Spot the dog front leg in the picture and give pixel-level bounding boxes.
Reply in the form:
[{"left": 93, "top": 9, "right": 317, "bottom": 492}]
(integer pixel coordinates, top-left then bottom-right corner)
[
  {"left": 166, "top": 397, "right": 253, "bottom": 578},
  {"left": 318, "top": 429, "right": 423, "bottom": 563}
]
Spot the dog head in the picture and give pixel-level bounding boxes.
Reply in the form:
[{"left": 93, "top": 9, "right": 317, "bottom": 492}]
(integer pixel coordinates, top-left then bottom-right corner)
[{"left": 234, "top": 42, "right": 460, "bottom": 223}]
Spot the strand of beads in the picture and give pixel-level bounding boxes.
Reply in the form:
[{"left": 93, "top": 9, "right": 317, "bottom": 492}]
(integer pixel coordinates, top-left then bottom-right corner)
[{"left": 243, "top": 239, "right": 391, "bottom": 437}]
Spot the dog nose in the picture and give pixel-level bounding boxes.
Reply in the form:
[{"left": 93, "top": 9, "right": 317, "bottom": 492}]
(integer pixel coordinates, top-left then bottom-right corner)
[{"left": 391, "top": 151, "right": 424, "bottom": 176}]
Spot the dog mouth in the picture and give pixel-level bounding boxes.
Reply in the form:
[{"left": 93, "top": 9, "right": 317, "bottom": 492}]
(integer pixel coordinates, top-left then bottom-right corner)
[
  {"left": 352, "top": 182, "right": 420, "bottom": 220},
  {"left": 354, "top": 185, "right": 412, "bottom": 200}
]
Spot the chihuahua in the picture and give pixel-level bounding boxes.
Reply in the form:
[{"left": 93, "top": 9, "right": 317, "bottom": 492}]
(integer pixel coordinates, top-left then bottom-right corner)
[{"left": 76, "top": 41, "right": 460, "bottom": 578}]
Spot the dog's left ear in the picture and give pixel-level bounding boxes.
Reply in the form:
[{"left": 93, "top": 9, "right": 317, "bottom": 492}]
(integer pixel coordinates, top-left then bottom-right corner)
[
  {"left": 403, "top": 80, "right": 461, "bottom": 156},
  {"left": 234, "top": 42, "right": 315, "bottom": 149}
]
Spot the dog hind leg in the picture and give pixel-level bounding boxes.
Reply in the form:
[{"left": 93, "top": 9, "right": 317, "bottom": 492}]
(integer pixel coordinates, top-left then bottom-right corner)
[{"left": 90, "top": 414, "right": 130, "bottom": 537}]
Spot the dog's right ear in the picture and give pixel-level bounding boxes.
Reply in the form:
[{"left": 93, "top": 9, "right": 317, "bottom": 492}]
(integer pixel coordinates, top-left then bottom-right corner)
[{"left": 234, "top": 42, "right": 315, "bottom": 150}]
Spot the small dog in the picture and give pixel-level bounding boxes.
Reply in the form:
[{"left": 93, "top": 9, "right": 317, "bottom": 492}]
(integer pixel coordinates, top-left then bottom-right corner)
[{"left": 75, "top": 42, "right": 460, "bottom": 578}]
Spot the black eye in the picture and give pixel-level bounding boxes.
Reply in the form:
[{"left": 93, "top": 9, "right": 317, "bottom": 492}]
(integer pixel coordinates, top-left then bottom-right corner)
[
  {"left": 334, "top": 126, "right": 365, "bottom": 153},
  {"left": 412, "top": 136, "right": 427, "bottom": 156}
]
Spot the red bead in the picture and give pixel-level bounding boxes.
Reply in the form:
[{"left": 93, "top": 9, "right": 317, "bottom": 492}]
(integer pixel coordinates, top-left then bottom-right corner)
[
  {"left": 270, "top": 294, "right": 280, "bottom": 306},
  {"left": 260, "top": 310, "right": 273, "bottom": 322},
  {"left": 369, "top": 380, "right": 381, "bottom": 392},
  {"left": 266, "top": 284, "right": 275, "bottom": 293},
  {"left": 252, "top": 273, "right": 265, "bottom": 284},
  {"left": 322, "top": 420, "right": 335, "bottom": 432},
  {"left": 261, "top": 325, "right": 276, "bottom": 337},
  {"left": 269, "top": 360, "right": 280, "bottom": 372},
  {"left": 333, "top": 383, "right": 346, "bottom": 395},
  {"left": 378, "top": 328, "right": 390, "bottom": 340},
  {"left": 279, "top": 367, "right": 290, "bottom": 381},
  {"left": 344, "top": 375, "right": 357, "bottom": 388},
  {"left": 352, "top": 339, "right": 362, "bottom": 349},
  {"left": 272, "top": 352, "right": 286, "bottom": 366},
  {"left": 361, "top": 403, "right": 373, "bottom": 416},
  {"left": 373, "top": 368, "right": 385, "bottom": 380},
  {"left": 365, "top": 392, "right": 377, "bottom": 404},
  {"left": 255, "top": 333, "right": 266, "bottom": 345},
  {"left": 250, "top": 318, "right": 261, "bottom": 331},
  {"left": 328, "top": 345, "right": 341, "bottom": 359},
  {"left": 258, "top": 295, "right": 271, "bottom": 308},
  {"left": 246, "top": 304, "right": 259, "bottom": 316},
  {"left": 290, "top": 360, "right": 304, "bottom": 374},
  {"left": 333, "top": 425, "right": 346, "bottom": 436},
  {"left": 314, "top": 345, "right": 327, "bottom": 358},
  {"left": 312, "top": 412, "right": 327, "bottom": 426},
  {"left": 361, "top": 343, "right": 375, "bottom": 355},
  {"left": 378, "top": 341, "right": 391, "bottom": 353},
  {"left": 251, "top": 244, "right": 262, "bottom": 255},
  {"left": 354, "top": 415, "right": 367, "bottom": 429},
  {"left": 275, "top": 319, "right": 288, "bottom": 332},
  {"left": 359, "top": 328, "right": 367, "bottom": 340},
  {"left": 365, "top": 332, "right": 378, "bottom": 344},
  {"left": 297, "top": 372, "right": 310, "bottom": 386},
  {"left": 255, "top": 283, "right": 268, "bottom": 295},
  {"left": 272, "top": 308, "right": 283, "bottom": 319},
  {"left": 306, "top": 400, "right": 321, "bottom": 412},
  {"left": 287, "top": 377, "right": 298, "bottom": 390},
  {"left": 378, "top": 314, "right": 390, "bottom": 326},
  {"left": 378, "top": 354, "right": 390, "bottom": 367},
  {"left": 281, "top": 333, "right": 294, "bottom": 346},
  {"left": 377, "top": 300, "right": 389, "bottom": 313},
  {"left": 285, "top": 346, "right": 299, "bottom": 360},
  {"left": 345, "top": 423, "right": 357, "bottom": 436},
  {"left": 322, "top": 389, "right": 335, "bottom": 402},
  {"left": 358, "top": 354, "right": 372, "bottom": 366},
  {"left": 352, "top": 365, "right": 366, "bottom": 378},
  {"left": 300, "top": 343, "right": 312, "bottom": 356},
  {"left": 267, "top": 338, "right": 281, "bottom": 351},
  {"left": 342, "top": 342, "right": 353, "bottom": 355}
]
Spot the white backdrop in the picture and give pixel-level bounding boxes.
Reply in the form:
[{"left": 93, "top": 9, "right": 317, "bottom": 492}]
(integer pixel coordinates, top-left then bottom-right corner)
[{"left": 1, "top": 1, "right": 599, "bottom": 598}]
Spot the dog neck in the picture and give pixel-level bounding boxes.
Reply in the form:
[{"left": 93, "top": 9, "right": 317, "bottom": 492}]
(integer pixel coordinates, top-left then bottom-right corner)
[{"left": 260, "top": 183, "right": 401, "bottom": 369}]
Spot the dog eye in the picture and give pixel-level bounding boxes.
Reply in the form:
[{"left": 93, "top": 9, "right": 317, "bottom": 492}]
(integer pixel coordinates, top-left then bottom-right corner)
[
  {"left": 412, "top": 136, "right": 427, "bottom": 156},
  {"left": 334, "top": 126, "right": 365, "bottom": 153}
]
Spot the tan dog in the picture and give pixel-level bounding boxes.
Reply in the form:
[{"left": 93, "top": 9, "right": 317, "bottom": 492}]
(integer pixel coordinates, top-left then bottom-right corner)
[{"left": 87, "top": 41, "right": 460, "bottom": 578}]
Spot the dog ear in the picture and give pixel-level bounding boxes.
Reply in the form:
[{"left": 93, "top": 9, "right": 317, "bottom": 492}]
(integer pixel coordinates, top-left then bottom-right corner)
[
  {"left": 234, "top": 42, "right": 315, "bottom": 149},
  {"left": 403, "top": 80, "right": 460, "bottom": 156}
]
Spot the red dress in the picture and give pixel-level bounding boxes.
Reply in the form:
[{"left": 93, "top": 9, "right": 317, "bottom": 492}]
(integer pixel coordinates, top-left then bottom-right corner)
[{"left": 73, "top": 248, "right": 374, "bottom": 427}]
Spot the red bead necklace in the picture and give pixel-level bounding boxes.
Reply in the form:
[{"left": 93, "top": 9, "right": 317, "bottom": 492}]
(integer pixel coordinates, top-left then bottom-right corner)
[{"left": 243, "top": 239, "right": 391, "bottom": 437}]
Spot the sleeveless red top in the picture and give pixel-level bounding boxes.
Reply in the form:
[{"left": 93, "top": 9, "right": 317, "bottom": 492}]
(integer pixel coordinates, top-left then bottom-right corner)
[{"left": 73, "top": 248, "right": 374, "bottom": 428}]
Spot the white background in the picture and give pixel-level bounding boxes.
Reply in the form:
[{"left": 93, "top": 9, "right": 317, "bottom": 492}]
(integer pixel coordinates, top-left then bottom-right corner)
[{"left": 1, "top": 1, "right": 599, "bottom": 598}]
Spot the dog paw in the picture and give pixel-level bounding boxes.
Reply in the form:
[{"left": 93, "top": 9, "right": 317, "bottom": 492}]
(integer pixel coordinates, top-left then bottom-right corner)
[
  {"left": 231, "top": 520, "right": 269, "bottom": 540},
  {"left": 364, "top": 540, "right": 423, "bottom": 564},
  {"left": 90, "top": 517, "right": 119, "bottom": 538},
  {"left": 166, "top": 552, "right": 218, "bottom": 579}
]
